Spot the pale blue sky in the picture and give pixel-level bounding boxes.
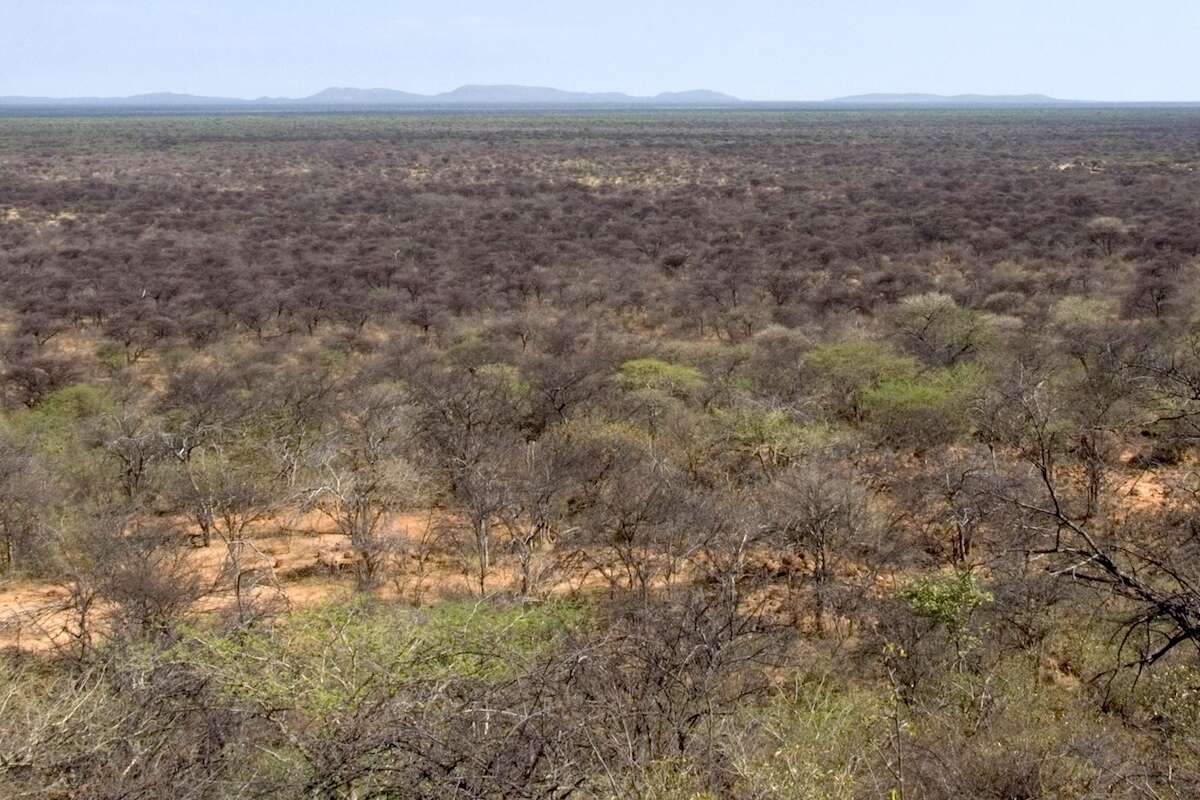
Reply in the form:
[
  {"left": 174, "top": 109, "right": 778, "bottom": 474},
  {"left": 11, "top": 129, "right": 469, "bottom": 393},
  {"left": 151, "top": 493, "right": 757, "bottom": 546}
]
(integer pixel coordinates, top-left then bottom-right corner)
[{"left": 2, "top": 0, "right": 1197, "bottom": 100}]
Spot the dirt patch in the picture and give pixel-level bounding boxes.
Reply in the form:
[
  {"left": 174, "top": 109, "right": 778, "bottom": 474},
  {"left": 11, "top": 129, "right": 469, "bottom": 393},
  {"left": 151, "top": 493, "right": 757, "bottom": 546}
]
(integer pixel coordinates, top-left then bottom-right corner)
[
  {"left": 0, "top": 581, "right": 71, "bottom": 652},
  {"left": 0, "top": 511, "right": 470, "bottom": 654},
  {"left": 1113, "top": 448, "right": 1185, "bottom": 515}
]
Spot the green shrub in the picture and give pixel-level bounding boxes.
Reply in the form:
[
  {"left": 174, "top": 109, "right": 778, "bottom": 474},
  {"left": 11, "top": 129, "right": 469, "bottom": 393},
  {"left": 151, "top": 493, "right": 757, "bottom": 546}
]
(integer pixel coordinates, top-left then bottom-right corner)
[
  {"left": 899, "top": 572, "right": 992, "bottom": 635},
  {"left": 476, "top": 362, "right": 532, "bottom": 398},
  {"left": 616, "top": 358, "right": 706, "bottom": 397},
  {"left": 446, "top": 329, "right": 510, "bottom": 369},
  {"left": 1051, "top": 295, "right": 1116, "bottom": 331},
  {"left": 860, "top": 362, "right": 984, "bottom": 447},
  {"left": 712, "top": 406, "right": 806, "bottom": 472},
  {"left": 892, "top": 292, "right": 998, "bottom": 366},
  {"left": 169, "top": 598, "right": 586, "bottom": 714},
  {"left": 726, "top": 678, "right": 886, "bottom": 800},
  {"left": 3, "top": 384, "right": 116, "bottom": 488},
  {"left": 805, "top": 340, "right": 920, "bottom": 421},
  {"left": 12, "top": 384, "right": 114, "bottom": 440},
  {"left": 899, "top": 572, "right": 992, "bottom": 665}
]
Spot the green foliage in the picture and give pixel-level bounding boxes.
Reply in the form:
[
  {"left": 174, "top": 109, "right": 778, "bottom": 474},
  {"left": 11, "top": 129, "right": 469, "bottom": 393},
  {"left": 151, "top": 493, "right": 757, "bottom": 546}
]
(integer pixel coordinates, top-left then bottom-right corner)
[
  {"left": 446, "top": 330, "right": 507, "bottom": 369},
  {"left": 317, "top": 344, "right": 351, "bottom": 369},
  {"left": 476, "top": 362, "right": 532, "bottom": 399},
  {"left": 899, "top": 572, "right": 992, "bottom": 640},
  {"left": 1139, "top": 663, "right": 1200, "bottom": 734},
  {"left": 94, "top": 341, "right": 127, "bottom": 372},
  {"left": 723, "top": 406, "right": 796, "bottom": 443},
  {"left": 709, "top": 407, "right": 854, "bottom": 474},
  {"left": 158, "top": 347, "right": 194, "bottom": 373},
  {"left": 1133, "top": 663, "right": 1200, "bottom": 776},
  {"left": 805, "top": 340, "right": 920, "bottom": 421},
  {"left": 1051, "top": 295, "right": 1116, "bottom": 331},
  {"left": 893, "top": 292, "right": 998, "bottom": 366},
  {"left": 616, "top": 358, "right": 706, "bottom": 397},
  {"left": 714, "top": 406, "right": 804, "bottom": 468},
  {"left": 2, "top": 384, "right": 116, "bottom": 492},
  {"left": 898, "top": 658, "right": 1120, "bottom": 797},
  {"left": 169, "top": 598, "right": 585, "bottom": 714},
  {"left": 8, "top": 384, "right": 114, "bottom": 442},
  {"left": 561, "top": 417, "right": 654, "bottom": 454},
  {"left": 860, "top": 362, "right": 985, "bottom": 447},
  {"left": 624, "top": 764, "right": 713, "bottom": 800},
  {"left": 728, "top": 678, "right": 885, "bottom": 800}
]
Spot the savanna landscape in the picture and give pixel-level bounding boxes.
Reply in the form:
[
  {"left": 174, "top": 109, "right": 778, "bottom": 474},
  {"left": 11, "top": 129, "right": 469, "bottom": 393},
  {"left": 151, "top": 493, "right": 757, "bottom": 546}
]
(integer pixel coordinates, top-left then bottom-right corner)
[{"left": 2, "top": 108, "right": 1200, "bottom": 798}]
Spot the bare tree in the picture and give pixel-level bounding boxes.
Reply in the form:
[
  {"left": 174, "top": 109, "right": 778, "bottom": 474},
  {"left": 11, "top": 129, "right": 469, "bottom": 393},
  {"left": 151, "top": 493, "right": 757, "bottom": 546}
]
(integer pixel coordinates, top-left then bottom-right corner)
[
  {"left": 407, "top": 362, "right": 526, "bottom": 594},
  {"left": 0, "top": 437, "right": 55, "bottom": 574},
  {"left": 572, "top": 442, "right": 701, "bottom": 602},
  {"left": 565, "top": 593, "right": 780, "bottom": 793},
  {"left": 54, "top": 514, "right": 207, "bottom": 647},
  {"left": 173, "top": 443, "right": 282, "bottom": 624},
  {"left": 988, "top": 374, "right": 1200, "bottom": 675},
  {"left": 304, "top": 384, "right": 424, "bottom": 589},
  {"left": 494, "top": 435, "right": 580, "bottom": 600},
  {"left": 454, "top": 451, "right": 511, "bottom": 596},
  {"left": 91, "top": 406, "right": 168, "bottom": 505},
  {"left": 761, "top": 464, "right": 879, "bottom": 635}
]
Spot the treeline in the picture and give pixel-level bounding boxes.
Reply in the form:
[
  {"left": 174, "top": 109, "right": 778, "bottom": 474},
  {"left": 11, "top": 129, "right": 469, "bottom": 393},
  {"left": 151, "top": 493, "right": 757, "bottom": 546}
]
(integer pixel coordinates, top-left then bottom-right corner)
[{"left": 1, "top": 111, "right": 1200, "bottom": 798}]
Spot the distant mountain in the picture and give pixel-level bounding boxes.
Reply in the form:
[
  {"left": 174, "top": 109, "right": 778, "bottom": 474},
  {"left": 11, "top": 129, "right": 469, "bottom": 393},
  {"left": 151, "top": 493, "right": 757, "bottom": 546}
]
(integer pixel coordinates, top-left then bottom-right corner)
[
  {"left": 0, "top": 85, "right": 744, "bottom": 108},
  {"left": 5, "top": 88, "right": 1194, "bottom": 110},
  {"left": 299, "top": 87, "right": 428, "bottom": 104},
  {"left": 434, "top": 84, "right": 631, "bottom": 104},
  {"left": 653, "top": 89, "right": 741, "bottom": 104},
  {"left": 0, "top": 91, "right": 250, "bottom": 107},
  {"left": 827, "top": 93, "right": 1084, "bottom": 106},
  {"left": 432, "top": 85, "right": 742, "bottom": 104}
]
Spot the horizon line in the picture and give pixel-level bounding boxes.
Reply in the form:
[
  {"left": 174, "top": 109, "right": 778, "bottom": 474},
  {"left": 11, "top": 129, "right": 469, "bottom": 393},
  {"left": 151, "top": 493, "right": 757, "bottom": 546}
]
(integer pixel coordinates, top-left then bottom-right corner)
[{"left": 3, "top": 85, "right": 1199, "bottom": 106}]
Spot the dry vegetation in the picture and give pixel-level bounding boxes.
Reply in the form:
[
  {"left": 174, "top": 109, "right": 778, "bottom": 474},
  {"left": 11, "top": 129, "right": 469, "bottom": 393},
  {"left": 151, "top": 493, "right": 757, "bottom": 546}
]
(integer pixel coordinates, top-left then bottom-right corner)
[{"left": 2, "top": 109, "right": 1200, "bottom": 798}]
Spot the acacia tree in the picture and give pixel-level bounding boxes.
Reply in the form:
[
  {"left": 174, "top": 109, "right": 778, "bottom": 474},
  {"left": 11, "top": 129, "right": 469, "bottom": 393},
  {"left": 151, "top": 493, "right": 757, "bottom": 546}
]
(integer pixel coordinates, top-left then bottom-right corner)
[
  {"left": 761, "top": 464, "right": 879, "bottom": 635},
  {"left": 92, "top": 407, "right": 168, "bottom": 505},
  {"left": 454, "top": 450, "right": 511, "bottom": 596},
  {"left": 891, "top": 292, "right": 995, "bottom": 367},
  {"left": 53, "top": 513, "right": 207, "bottom": 651},
  {"left": 1, "top": 348, "right": 81, "bottom": 408},
  {"left": 569, "top": 432, "right": 702, "bottom": 602},
  {"left": 101, "top": 309, "right": 177, "bottom": 366},
  {"left": 1087, "top": 215, "right": 1130, "bottom": 257},
  {"left": 0, "top": 437, "right": 54, "bottom": 574},
  {"left": 157, "top": 361, "right": 258, "bottom": 465},
  {"left": 407, "top": 362, "right": 526, "bottom": 594},
  {"left": 564, "top": 592, "right": 779, "bottom": 792},
  {"left": 172, "top": 442, "right": 281, "bottom": 624},
  {"left": 304, "top": 384, "right": 423, "bottom": 589},
  {"left": 494, "top": 433, "right": 581, "bottom": 600}
]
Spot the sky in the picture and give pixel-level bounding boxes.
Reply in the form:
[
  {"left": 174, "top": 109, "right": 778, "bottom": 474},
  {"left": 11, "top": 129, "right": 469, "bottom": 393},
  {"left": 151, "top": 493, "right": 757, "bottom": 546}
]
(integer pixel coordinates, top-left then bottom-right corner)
[{"left": 2, "top": 0, "right": 1197, "bottom": 101}]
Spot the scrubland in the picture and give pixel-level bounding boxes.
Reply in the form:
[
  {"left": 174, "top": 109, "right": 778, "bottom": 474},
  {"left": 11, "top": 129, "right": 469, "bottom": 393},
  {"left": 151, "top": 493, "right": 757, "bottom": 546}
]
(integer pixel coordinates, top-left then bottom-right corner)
[{"left": 2, "top": 109, "right": 1200, "bottom": 798}]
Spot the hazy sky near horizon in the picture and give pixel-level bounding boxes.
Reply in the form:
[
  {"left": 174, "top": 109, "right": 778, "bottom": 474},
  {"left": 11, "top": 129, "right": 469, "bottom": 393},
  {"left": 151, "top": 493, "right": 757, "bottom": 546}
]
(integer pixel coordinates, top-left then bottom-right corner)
[{"left": 3, "top": 0, "right": 1197, "bottom": 101}]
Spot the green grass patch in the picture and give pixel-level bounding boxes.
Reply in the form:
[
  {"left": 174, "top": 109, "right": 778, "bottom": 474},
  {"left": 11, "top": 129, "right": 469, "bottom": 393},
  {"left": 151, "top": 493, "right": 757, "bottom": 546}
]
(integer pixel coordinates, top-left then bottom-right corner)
[{"left": 166, "top": 598, "right": 587, "bottom": 714}]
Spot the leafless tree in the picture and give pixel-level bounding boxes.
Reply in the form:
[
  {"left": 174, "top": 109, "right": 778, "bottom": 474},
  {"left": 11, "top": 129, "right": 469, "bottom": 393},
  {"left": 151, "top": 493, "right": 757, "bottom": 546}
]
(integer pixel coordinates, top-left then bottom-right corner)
[
  {"left": 988, "top": 373, "right": 1200, "bottom": 675},
  {"left": 494, "top": 435, "right": 580, "bottom": 600},
  {"left": 0, "top": 437, "right": 55, "bottom": 574},
  {"left": 304, "top": 384, "right": 424, "bottom": 589},
  {"left": 761, "top": 463, "right": 880, "bottom": 635},
  {"left": 172, "top": 443, "right": 282, "bottom": 624}
]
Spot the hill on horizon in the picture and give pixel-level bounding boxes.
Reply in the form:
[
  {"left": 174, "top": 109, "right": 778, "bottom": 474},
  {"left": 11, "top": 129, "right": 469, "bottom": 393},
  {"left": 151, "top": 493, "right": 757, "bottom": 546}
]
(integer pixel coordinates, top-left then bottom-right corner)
[
  {"left": 0, "top": 84, "right": 743, "bottom": 107},
  {"left": 5, "top": 88, "right": 1188, "bottom": 110}
]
